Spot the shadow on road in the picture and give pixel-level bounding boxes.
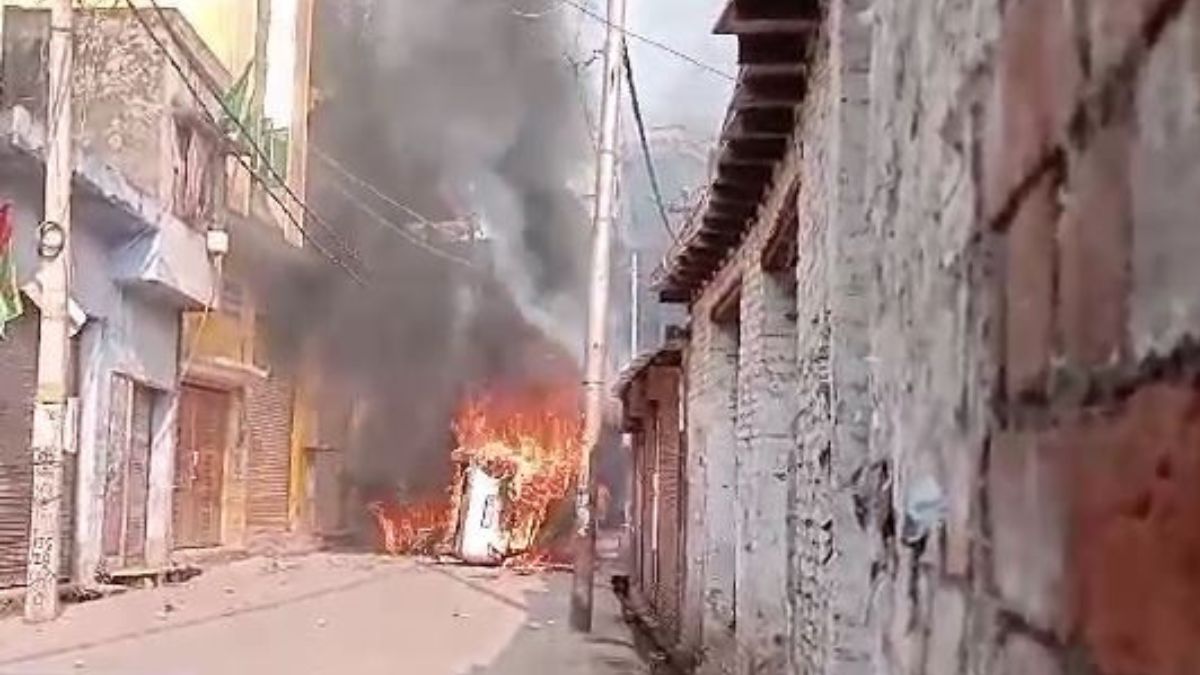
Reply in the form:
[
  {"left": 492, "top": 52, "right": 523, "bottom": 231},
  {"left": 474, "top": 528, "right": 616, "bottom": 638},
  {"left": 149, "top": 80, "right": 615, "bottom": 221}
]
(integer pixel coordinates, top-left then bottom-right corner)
[{"left": 462, "top": 572, "right": 655, "bottom": 675}]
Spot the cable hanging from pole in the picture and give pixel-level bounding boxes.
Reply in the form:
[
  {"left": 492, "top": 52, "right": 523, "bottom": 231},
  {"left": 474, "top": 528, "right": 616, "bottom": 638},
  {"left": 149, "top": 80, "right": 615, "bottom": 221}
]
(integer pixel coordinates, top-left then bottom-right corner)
[
  {"left": 137, "top": 0, "right": 366, "bottom": 270},
  {"left": 547, "top": 0, "right": 737, "bottom": 82},
  {"left": 622, "top": 43, "right": 675, "bottom": 242}
]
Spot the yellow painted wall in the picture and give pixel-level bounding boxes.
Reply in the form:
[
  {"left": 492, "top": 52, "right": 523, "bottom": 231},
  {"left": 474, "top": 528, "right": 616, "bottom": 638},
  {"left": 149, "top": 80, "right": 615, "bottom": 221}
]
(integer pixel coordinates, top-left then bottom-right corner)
[
  {"left": 170, "top": 0, "right": 257, "bottom": 76},
  {"left": 1, "top": 0, "right": 257, "bottom": 76}
]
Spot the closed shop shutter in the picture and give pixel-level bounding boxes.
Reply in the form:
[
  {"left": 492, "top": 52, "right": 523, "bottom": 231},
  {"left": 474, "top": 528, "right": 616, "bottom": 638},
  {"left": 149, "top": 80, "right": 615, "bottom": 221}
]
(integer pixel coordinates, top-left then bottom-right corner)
[
  {"left": 245, "top": 375, "right": 294, "bottom": 532},
  {"left": 656, "top": 410, "right": 682, "bottom": 641},
  {"left": 641, "top": 407, "right": 658, "bottom": 599},
  {"left": 0, "top": 308, "right": 74, "bottom": 586},
  {"left": 0, "top": 312, "right": 38, "bottom": 588},
  {"left": 650, "top": 369, "right": 684, "bottom": 643}
]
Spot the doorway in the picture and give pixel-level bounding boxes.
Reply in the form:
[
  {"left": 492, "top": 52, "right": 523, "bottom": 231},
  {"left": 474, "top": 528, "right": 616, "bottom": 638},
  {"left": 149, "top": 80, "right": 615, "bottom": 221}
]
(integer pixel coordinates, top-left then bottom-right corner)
[
  {"left": 101, "top": 374, "right": 156, "bottom": 569},
  {"left": 174, "top": 384, "right": 230, "bottom": 549}
]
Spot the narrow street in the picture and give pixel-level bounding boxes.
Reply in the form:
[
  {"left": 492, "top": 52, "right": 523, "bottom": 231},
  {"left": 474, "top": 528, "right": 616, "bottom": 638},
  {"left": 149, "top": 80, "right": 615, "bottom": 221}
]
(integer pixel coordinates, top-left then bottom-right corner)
[{"left": 0, "top": 554, "right": 647, "bottom": 675}]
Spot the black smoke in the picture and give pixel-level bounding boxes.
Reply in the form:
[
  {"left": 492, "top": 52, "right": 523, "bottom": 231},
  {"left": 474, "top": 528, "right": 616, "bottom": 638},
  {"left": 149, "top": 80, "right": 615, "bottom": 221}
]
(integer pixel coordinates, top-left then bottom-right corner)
[{"left": 237, "top": 0, "right": 591, "bottom": 498}]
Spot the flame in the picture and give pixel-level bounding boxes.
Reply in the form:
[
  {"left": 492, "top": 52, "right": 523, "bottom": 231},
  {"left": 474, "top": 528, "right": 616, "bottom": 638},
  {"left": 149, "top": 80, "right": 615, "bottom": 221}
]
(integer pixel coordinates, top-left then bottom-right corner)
[
  {"left": 367, "top": 499, "right": 451, "bottom": 556},
  {"left": 369, "top": 382, "right": 582, "bottom": 559},
  {"left": 452, "top": 384, "right": 583, "bottom": 555}
]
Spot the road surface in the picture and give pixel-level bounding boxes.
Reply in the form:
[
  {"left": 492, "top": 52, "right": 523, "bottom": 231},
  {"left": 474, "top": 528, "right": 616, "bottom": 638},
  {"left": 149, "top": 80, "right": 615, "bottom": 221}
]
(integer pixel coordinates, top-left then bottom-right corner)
[{"left": 0, "top": 553, "right": 648, "bottom": 675}]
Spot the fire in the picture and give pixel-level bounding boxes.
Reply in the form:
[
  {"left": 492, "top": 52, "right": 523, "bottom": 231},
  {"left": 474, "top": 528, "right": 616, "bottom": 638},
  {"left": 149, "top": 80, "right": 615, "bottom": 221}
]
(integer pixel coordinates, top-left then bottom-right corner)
[
  {"left": 367, "top": 499, "right": 450, "bottom": 555},
  {"left": 368, "top": 382, "right": 583, "bottom": 561},
  {"left": 451, "top": 384, "right": 583, "bottom": 556}
]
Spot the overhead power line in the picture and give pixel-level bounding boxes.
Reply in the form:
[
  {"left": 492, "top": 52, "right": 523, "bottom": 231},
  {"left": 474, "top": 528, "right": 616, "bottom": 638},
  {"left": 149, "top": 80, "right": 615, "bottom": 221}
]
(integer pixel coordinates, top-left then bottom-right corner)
[
  {"left": 622, "top": 44, "right": 675, "bottom": 241},
  {"left": 310, "top": 147, "right": 476, "bottom": 269},
  {"left": 132, "top": 0, "right": 479, "bottom": 279},
  {"left": 548, "top": 0, "right": 737, "bottom": 82},
  {"left": 311, "top": 145, "right": 436, "bottom": 229},
  {"left": 120, "top": 0, "right": 370, "bottom": 286}
]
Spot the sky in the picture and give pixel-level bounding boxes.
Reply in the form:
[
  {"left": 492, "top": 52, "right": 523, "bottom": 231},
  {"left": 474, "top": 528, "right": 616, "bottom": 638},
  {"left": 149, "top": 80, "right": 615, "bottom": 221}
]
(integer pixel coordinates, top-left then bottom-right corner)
[
  {"left": 567, "top": 0, "right": 736, "bottom": 145},
  {"left": 626, "top": 0, "right": 736, "bottom": 140}
]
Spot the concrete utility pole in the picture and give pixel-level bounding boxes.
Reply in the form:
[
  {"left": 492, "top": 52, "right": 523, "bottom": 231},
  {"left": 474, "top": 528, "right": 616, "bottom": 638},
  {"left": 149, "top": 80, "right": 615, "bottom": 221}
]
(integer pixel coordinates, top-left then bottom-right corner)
[
  {"left": 25, "top": 0, "right": 74, "bottom": 623},
  {"left": 571, "top": 0, "right": 628, "bottom": 633}
]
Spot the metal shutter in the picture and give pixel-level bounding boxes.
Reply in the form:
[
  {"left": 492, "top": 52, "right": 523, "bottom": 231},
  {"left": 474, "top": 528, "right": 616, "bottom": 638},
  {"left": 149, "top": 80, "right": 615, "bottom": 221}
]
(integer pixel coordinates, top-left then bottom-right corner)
[
  {"left": 641, "top": 408, "right": 658, "bottom": 599},
  {"left": 0, "top": 312, "right": 38, "bottom": 588},
  {"left": 245, "top": 375, "right": 294, "bottom": 532},
  {"left": 656, "top": 393, "right": 683, "bottom": 641}
]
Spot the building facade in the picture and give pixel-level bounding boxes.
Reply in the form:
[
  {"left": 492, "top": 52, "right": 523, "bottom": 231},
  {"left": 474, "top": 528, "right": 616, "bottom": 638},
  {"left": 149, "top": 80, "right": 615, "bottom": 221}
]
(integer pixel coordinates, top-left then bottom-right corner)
[
  {"left": 0, "top": 4, "right": 313, "bottom": 591},
  {"left": 627, "top": 0, "right": 1200, "bottom": 674}
]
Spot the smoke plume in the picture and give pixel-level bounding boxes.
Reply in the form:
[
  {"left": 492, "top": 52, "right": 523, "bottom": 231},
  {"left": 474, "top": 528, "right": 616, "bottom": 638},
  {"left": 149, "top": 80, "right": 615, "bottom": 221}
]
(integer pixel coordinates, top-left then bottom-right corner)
[{"left": 238, "top": 0, "right": 592, "bottom": 498}]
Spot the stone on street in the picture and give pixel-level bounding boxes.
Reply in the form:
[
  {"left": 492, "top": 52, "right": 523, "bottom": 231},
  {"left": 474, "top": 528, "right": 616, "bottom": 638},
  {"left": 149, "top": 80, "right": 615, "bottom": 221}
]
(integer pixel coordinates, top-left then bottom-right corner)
[{"left": 0, "top": 554, "right": 647, "bottom": 675}]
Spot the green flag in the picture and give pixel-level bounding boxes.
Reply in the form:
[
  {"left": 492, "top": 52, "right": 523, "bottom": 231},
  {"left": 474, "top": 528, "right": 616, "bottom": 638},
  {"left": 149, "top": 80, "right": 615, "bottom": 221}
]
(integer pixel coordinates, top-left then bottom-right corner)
[{"left": 0, "top": 204, "right": 23, "bottom": 339}]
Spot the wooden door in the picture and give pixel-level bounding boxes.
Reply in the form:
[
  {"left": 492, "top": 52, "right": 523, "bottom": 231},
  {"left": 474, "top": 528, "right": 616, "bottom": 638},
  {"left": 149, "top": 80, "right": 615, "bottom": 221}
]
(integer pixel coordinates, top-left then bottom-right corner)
[
  {"left": 101, "top": 376, "right": 154, "bottom": 569},
  {"left": 174, "top": 385, "right": 229, "bottom": 549}
]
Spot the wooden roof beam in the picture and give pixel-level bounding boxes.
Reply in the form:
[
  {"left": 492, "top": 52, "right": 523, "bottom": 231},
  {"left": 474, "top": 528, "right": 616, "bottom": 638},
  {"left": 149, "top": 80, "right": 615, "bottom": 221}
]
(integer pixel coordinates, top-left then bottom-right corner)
[
  {"left": 716, "top": 0, "right": 822, "bottom": 35},
  {"left": 738, "top": 34, "right": 808, "bottom": 66}
]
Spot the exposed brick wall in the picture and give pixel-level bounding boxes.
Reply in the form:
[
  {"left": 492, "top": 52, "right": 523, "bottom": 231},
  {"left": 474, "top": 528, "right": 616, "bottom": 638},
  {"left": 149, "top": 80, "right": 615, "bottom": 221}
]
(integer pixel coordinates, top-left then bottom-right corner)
[
  {"left": 736, "top": 238, "right": 799, "bottom": 674},
  {"left": 858, "top": 0, "right": 1200, "bottom": 672},
  {"left": 860, "top": 0, "right": 1003, "bottom": 672},
  {"left": 688, "top": 294, "right": 741, "bottom": 673},
  {"left": 681, "top": 344, "right": 707, "bottom": 655},
  {"left": 654, "top": 1, "right": 1200, "bottom": 673},
  {"left": 821, "top": 2, "right": 879, "bottom": 674},
  {"left": 790, "top": 46, "right": 835, "bottom": 675},
  {"left": 684, "top": 100, "right": 808, "bottom": 674}
]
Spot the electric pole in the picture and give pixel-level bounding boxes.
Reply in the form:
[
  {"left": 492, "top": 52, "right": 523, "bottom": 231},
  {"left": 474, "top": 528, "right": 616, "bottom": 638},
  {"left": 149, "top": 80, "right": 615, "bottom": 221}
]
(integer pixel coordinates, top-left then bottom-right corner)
[
  {"left": 571, "top": 0, "right": 627, "bottom": 633},
  {"left": 25, "top": 0, "right": 74, "bottom": 623}
]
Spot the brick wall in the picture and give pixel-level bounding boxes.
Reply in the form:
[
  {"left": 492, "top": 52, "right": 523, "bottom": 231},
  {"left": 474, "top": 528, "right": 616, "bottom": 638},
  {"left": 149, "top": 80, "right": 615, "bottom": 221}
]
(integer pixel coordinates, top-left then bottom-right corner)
[
  {"left": 653, "top": 0, "right": 1200, "bottom": 672},
  {"left": 736, "top": 229, "right": 799, "bottom": 674},
  {"left": 857, "top": 0, "right": 1200, "bottom": 672},
  {"left": 684, "top": 106, "right": 808, "bottom": 673},
  {"left": 688, "top": 302, "right": 740, "bottom": 672}
]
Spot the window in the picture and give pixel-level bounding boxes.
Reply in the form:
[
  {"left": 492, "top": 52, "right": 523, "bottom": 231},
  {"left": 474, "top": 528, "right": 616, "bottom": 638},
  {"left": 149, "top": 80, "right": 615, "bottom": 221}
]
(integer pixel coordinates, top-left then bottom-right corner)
[
  {"left": 172, "top": 117, "right": 222, "bottom": 227},
  {"left": 480, "top": 495, "right": 498, "bottom": 529}
]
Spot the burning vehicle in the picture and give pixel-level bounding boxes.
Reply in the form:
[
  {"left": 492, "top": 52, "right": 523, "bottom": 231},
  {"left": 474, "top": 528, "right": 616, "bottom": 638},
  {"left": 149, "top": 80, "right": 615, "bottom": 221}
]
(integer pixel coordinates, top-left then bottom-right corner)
[{"left": 368, "top": 382, "right": 582, "bottom": 567}]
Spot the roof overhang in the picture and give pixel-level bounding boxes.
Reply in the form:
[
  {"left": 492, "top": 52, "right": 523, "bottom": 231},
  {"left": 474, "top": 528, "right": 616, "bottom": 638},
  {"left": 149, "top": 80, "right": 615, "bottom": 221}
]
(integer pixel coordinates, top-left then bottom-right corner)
[
  {"left": 0, "top": 107, "right": 218, "bottom": 309},
  {"left": 656, "top": 0, "right": 822, "bottom": 303}
]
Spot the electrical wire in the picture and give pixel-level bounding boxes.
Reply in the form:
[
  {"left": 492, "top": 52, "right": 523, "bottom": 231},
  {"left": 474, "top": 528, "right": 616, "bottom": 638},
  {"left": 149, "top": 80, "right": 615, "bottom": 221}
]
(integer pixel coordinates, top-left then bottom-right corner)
[
  {"left": 309, "top": 146, "right": 478, "bottom": 268},
  {"left": 130, "top": 0, "right": 480, "bottom": 278},
  {"left": 622, "top": 43, "right": 675, "bottom": 241},
  {"left": 546, "top": 0, "right": 737, "bottom": 82},
  {"left": 138, "top": 0, "right": 367, "bottom": 272},
  {"left": 314, "top": 158, "right": 476, "bottom": 269},
  {"left": 310, "top": 145, "right": 437, "bottom": 230},
  {"left": 120, "top": 0, "right": 370, "bottom": 287}
]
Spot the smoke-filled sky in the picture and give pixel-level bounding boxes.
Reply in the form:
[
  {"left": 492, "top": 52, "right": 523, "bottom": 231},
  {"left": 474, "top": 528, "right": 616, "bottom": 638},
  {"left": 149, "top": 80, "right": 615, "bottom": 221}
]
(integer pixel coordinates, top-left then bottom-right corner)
[{"left": 243, "top": 0, "right": 737, "bottom": 502}]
